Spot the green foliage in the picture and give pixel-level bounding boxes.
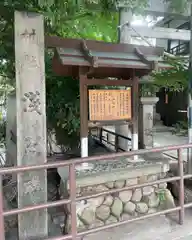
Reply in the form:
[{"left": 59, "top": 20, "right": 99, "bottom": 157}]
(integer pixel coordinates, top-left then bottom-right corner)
[
  {"left": 0, "top": 120, "right": 6, "bottom": 146},
  {"left": 60, "top": 13, "right": 118, "bottom": 42},
  {"left": 172, "top": 120, "right": 188, "bottom": 136},
  {"left": 151, "top": 58, "right": 188, "bottom": 92},
  {"left": 141, "top": 57, "right": 189, "bottom": 97},
  {"left": 0, "top": 0, "right": 119, "bottom": 149},
  {"left": 0, "top": 0, "right": 191, "bottom": 149},
  {"left": 45, "top": 53, "right": 80, "bottom": 149},
  {"left": 157, "top": 190, "right": 166, "bottom": 202}
]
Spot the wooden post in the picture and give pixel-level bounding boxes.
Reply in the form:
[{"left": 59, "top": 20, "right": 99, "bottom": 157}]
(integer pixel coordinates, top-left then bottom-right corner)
[
  {"left": 78, "top": 68, "right": 92, "bottom": 169},
  {"left": 131, "top": 76, "right": 139, "bottom": 159},
  {"left": 15, "top": 11, "right": 47, "bottom": 239}
]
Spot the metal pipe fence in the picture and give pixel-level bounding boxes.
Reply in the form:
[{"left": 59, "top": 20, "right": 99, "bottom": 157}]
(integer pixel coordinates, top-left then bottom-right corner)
[
  {"left": 0, "top": 143, "right": 192, "bottom": 239},
  {"left": 91, "top": 127, "right": 132, "bottom": 152}
]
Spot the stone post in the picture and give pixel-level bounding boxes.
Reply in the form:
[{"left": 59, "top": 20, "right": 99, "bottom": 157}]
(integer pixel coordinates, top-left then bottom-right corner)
[
  {"left": 15, "top": 11, "right": 47, "bottom": 239},
  {"left": 115, "top": 9, "right": 133, "bottom": 152},
  {"left": 140, "top": 97, "right": 159, "bottom": 149}
]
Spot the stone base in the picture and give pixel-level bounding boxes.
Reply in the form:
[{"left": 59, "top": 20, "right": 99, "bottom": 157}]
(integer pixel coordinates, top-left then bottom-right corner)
[
  {"left": 75, "top": 163, "right": 94, "bottom": 171},
  {"left": 58, "top": 159, "right": 175, "bottom": 233}
]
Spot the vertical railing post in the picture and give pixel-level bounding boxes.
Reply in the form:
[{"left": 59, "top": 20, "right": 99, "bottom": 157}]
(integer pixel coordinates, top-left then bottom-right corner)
[
  {"left": 0, "top": 175, "right": 5, "bottom": 240},
  {"left": 106, "top": 133, "right": 109, "bottom": 143},
  {"left": 99, "top": 128, "right": 103, "bottom": 144},
  {"left": 178, "top": 148, "right": 185, "bottom": 225},
  {"left": 115, "top": 135, "right": 118, "bottom": 152},
  {"left": 69, "top": 163, "right": 77, "bottom": 239}
]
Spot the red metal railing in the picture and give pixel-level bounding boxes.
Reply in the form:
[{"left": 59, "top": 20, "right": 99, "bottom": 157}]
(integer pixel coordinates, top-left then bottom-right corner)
[{"left": 0, "top": 144, "right": 192, "bottom": 239}]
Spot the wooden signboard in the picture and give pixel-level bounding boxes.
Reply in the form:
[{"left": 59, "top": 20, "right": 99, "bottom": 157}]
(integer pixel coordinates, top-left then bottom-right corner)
[{"left": 89, "top": 89, "right": 131, "bottom": 121}]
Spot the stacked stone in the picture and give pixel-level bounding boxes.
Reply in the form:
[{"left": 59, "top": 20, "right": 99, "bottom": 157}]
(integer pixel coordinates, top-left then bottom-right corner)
[{"left": 65, "top": 174, "right": 175, "bottom": 233}]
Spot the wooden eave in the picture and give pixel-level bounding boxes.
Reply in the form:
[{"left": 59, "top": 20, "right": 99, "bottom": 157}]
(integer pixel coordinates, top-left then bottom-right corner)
[{"left": 46, "top": 36, "right": 169, "bottom": 78}]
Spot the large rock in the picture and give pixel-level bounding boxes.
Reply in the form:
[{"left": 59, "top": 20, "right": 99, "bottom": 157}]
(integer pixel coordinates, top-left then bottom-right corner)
[
  {"left": 96, "top": 204, "right": 110, "bottom": 221},
  {"left": 147, "top": 175, "right": 158, "bottom": 182},
  {"left": 119, "top": 190, "right": 132, "bottom": 203},
  {"left": 131, "top": 189, "right": 142, "bottom": 202},
  {"left": 121, "top": 213, "right": 132, "bottom": 221},
  {"left": 81, "top": 207, "right": 95, "bottom": 225},
  {"left": 142, "top": 186, "right": 154, "bottom": 196},
  {"left": 103, "top": 195, "right": 114, "bottom": 206},
  {"left": 138, "top": 175, "right": 147, "bottom": 184},
  {"left": 144, "top": 192, "right": 160, "bottom": 208},
  {"left": 126, "top": 178, "right": 138, "bottom": 186},
  {"left": 81, "top": 186, "right": 96, "bottom": 195},
  {"left": 105, "top": 182, "right": 114, "bottom": 189},
  {"left": 88, "top": 219, "right": 104, "bottom": 229},
  {"left": 160, "top": 189, "right": 175, "bottom": 210},
  {"left": 114, "top": 180, "right": 125, "bottom": 189},
  {"left": 76, "top": 201, "right": 88, "bottom": 216},
  {"left": 165, "top": 189, "right": 175, "bottom": 208},
  {"left": 124, "top": 201, "right": 136, "bottom": 215},
  {"left": 87, "top": 197, "right": 104, "bottom": 208},
  {"left": 96, "top": 185, "right": 109, "bottom": 193},
  {"left": 136, "top": 202, "right": 148, "bottom": 214},
  {"left": 66, "top": 215, "right": 86, "bottom": 233},
  {"left": 148, "top": 208, "right": 157, "bottom": 214},
  {"left": 159, "top": 172, "right": 167, "bottom": 178},
  {"left": 105, "top": 215, "right": 117, "bottom": 225},
  {"left": 111, "top": 198, "right": 123, "bottom": 219},
  {"left": 158, "top": 183, "right": 167, "bottom": 189}
]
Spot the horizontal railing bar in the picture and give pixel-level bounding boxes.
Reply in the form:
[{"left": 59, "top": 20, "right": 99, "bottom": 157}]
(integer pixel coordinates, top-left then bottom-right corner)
[
  {"left": 184, "top": 202, "right": 192, "bottom": 208},
  {"left": 77, "top": 207, "right": 181, "bottom": 237},
  {"left": 101, "top": 128, "right": 132, "bottom": 141},
  {"left": 0, "top": 143, "right": 191, "bottom": 175},
  {"left": 3, "top": 175, "right": 184, "bottom": 217},
  {"left": 184, "top": 174, "right": 192, "bottom": 179},
  {"left": 163, "top": 152, "right": 179, "bottom": 161},
  {"left": 117, "top": 147, "right": 128, "bottom": 152},
  {"left": 76, "top": 176, "right": 181, "bottom": 201},
  {"left": 1, "top": 143, "right": 192, "bottom": 238},
  {"left": 101, "top": 138, "right": 115, "bottom": 146},
  {"left": 93, "top": 134, "right": 130, "bottom": 152},
  {"left": 3, "top": 198, "right": 71, "bottom": 217}
]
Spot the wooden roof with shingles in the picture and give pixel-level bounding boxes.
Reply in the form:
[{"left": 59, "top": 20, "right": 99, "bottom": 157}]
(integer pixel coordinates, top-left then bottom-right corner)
[{"left": 45, "top": 36, "right": 169, "bottom": 78}]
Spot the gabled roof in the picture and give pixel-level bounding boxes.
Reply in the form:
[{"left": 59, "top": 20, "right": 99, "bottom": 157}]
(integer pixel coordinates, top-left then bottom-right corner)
[{"left": 46, "top": 36, "right": 169, "bottom": 78}]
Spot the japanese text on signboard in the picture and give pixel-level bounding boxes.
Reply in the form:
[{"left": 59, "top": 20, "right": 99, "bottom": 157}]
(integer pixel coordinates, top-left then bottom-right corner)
[{"left": 89, "top": 89, "right": 131, "bottom": 121}]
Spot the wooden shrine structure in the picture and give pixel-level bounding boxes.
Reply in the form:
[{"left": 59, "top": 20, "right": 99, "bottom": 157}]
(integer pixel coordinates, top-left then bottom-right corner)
[{"left": 45, "top": 36, "right": 169, "bottom": 158}]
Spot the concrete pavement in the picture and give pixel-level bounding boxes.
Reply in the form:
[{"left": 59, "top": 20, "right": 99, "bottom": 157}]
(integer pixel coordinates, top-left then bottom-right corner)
[{"left": 85, "top": 208, "right": 192, "bottom": 240}]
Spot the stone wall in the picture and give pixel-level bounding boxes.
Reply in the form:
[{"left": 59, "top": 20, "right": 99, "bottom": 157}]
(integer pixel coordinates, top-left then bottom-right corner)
[{"left": 60, "top": 172, "right": 175, "bottom": 233}]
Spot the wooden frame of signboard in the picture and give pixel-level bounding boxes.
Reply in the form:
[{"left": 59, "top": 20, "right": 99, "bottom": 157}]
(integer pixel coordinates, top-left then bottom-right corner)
[
  {"left": 88, "top": 89, "right": 132, "bottom": 122},
  {"left": 79, "top": 72, "right": 138, "bottom": 146}
]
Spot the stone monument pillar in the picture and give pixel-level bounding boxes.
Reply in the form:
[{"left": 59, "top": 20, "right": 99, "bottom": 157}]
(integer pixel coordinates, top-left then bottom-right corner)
[
  {"left": 15, "top": 11, "right": 48, "bottom": 239},
  {"left": 140, "top": 97, "right": 159, "bottom": 149},
  {"left": 115, "top": 9, "right": 134, "bottom": 152}
]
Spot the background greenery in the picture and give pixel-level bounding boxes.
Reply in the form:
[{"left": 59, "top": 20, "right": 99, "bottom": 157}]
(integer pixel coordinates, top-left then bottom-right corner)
[{"left": 0, "top": 0, "right": 191, "bottom": 149}]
